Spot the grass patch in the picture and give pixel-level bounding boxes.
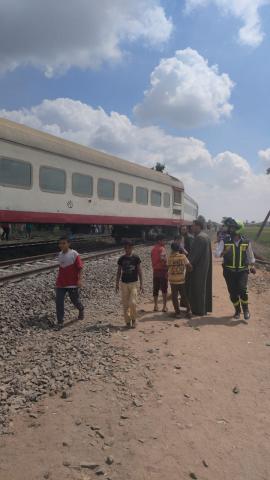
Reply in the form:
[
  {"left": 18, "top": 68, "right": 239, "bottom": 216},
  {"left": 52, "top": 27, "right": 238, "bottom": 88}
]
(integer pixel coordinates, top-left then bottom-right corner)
[
  {"left": 244, "top": 226, "right": 270, "bottom": 260},
  {"left": 244, "top": 226, "right": 270, "bottom": 245}
]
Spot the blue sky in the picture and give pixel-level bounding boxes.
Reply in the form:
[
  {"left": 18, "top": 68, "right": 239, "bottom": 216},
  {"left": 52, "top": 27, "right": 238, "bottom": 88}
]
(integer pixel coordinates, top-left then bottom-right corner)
[{"left": 0, "top": 0, "right": 269, "bottom": 220}]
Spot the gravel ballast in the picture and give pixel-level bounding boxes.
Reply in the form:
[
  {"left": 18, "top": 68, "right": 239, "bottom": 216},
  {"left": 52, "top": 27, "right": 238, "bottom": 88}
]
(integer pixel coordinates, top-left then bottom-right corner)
[{"left": 0, "top": 246, "right": 154, "bottom": 434}]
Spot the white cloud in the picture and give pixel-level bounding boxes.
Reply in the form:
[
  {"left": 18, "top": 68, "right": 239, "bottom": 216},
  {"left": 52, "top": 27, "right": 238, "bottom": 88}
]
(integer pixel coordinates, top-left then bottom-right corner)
[
  {"left": 212, "top": 151, "right": 251, "bottom": 187},
  {"left": 258, "top": 148, "right": 270, "bottom": 163},
  {"left": 0, "top": 98, "right": 268, "bottom": 221},
  {"left": 134, "top": 48, "right": 234, "bottom": 129},
  {"left": 0, "top": 0, "right": 172, "bottom": 77},
  {"left": 185, "top": 0, "right": 270, "bottom": 47}
]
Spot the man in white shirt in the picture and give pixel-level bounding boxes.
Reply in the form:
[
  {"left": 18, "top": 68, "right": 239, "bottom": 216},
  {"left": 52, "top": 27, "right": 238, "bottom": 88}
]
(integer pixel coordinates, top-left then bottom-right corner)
[{"left": 215, "top": 218, "right": 256, "bottom": 321}]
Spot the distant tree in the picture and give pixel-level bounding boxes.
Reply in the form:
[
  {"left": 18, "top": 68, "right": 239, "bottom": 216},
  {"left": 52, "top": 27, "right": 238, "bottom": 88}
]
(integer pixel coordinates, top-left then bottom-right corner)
[
  {"left": 152, "top": 162, "right": 166, "bottom": 173},
  {"left": 267, "top": 167, "right": 270, "bottom": 175}
]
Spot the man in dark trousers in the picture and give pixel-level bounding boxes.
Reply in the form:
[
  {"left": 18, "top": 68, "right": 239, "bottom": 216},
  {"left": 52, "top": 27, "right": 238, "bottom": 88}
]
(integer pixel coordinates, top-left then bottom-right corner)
[
  {"left": 189, "top": 220, "right": 213, "bottom": 316},
  {"left": 215, "top": 218, "right": 256, "bottom": 321},
  {"left": 1, "top": 223, "right": 10, "bottom": 241}
]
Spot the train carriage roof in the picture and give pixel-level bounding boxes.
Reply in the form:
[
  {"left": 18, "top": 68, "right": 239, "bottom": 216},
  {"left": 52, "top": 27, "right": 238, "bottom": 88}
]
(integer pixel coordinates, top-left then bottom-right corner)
[{"left": 0, "top": 118, "right": 184, "bottom": 190}]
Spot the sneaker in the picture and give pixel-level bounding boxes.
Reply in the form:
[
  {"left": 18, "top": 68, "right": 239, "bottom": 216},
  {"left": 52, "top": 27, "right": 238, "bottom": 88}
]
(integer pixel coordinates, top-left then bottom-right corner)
[
  {"left": 78, "top": 309, "right": 84, "bottom": 320},
  {"left": 243, "top": 309, "right": 250, "bottom": 321}
]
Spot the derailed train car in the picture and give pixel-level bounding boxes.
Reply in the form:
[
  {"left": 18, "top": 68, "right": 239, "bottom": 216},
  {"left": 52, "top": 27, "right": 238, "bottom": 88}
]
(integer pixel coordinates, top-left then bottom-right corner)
[{"left": 0, "top": 118, "right": 198, "bottom": 238}]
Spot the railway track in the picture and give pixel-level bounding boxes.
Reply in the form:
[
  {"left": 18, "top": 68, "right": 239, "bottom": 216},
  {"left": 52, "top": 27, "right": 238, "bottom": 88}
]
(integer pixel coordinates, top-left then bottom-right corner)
[
  {"left": 1, "top": 243, "right": 268, "bottom": 287},
  {"left": 0, "top": 234, "right": 113, "bottom": 261},
  {"left": 0, "top": 246, "right": 123, "bottom": 287},
  {"left": 0, "top": 234, "right": 112, "bottom": 249}
]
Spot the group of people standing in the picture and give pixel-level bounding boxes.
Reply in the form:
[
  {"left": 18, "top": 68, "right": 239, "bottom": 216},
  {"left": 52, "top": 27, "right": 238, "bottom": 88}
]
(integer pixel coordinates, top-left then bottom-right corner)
[
  {"left": 1, "top": 223, "right": 10, "bottom": 241},
  {"left": 0, "top": 223, "right": 32, "bottom": 241},
  {"left": 114, "top": 219, "right": 213, "bottom": 328},
  {"left": 54, "top": 217, "right": 256, "bottom": 329},
  {"left": 149, "top": 221, "right": 212, "bottom": 321}
]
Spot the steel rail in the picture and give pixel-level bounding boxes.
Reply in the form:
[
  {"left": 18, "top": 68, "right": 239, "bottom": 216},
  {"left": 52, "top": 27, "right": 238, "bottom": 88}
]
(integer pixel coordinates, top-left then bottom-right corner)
[
  {"left": 0, "top": 247, "right": 123, "bottom": 286},
  {"left": 0, "top": 234, "right": 112, "bottom": 250},
  {"left": 255, "top": 258, "right": 270, "bottom": 266},
  {"left": 0, "top": 240, "right": 116, "bottom": 267},
  {"left": 0, "top": 252, "right": 58, "bottom": 267}
]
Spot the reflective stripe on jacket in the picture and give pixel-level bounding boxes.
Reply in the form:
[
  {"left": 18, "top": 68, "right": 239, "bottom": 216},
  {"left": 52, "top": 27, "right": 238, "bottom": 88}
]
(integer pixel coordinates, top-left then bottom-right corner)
[{"left": 223, "top": 238, "right": 249, "bottom": 271}]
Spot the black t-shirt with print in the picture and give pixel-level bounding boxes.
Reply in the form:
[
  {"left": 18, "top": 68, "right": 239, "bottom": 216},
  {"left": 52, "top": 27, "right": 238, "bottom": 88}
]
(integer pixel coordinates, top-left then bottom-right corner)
[{"left": 118, "top": 254, "right": 141, "bottom": 283}]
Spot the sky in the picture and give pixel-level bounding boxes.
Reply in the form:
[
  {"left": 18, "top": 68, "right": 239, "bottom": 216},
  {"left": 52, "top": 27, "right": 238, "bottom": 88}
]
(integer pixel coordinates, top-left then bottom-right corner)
[{"left": 0, "top": 0, "right": 269, "bottom": 221}]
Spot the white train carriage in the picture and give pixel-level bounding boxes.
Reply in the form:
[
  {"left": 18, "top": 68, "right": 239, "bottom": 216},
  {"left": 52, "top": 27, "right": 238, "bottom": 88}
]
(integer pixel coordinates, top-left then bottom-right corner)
[
  {"left": 183, "top": 193, "right": 199, "bottom": 223},
  {"left": 0, "top": 119, "right": 197, "bottom": 231}
]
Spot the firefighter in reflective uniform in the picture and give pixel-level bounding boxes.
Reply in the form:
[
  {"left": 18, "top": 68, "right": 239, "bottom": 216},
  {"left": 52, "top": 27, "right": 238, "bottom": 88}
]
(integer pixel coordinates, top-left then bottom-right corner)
[{"left": 216, "top": 218, "right": 256, "bottom": 321}]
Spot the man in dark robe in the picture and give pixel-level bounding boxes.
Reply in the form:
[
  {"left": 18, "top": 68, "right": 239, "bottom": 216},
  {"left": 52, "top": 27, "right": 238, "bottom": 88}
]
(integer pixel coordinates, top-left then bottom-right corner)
[
  {"left": 189, "top": 220, "right": 212, "bottom": 316},
  {"left": 180, "top": 225, "right": 194, "bottom": 256},
  {"left": 178, "top": 225, "right": 194, "bottom": 307}
]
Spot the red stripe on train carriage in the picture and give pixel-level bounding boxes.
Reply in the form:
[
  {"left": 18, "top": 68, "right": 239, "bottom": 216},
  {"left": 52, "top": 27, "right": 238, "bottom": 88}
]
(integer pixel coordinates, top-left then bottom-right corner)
[{"left": 0, "top": 210, "right": 188, "bottom": 226}]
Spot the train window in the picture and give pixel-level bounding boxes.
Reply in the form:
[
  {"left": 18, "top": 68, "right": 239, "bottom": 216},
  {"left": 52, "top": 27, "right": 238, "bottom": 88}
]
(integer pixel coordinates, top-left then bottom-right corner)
[
  {"left": 97, "top": 178, "right": 115, "bottom": 200},
  {"left": 136, "top": 187, "right": 148, "bottom": 205},
  {"left": 39, "top": 166, "right": 66, "bottom": 193},
  {"left": 72, "top": 173, "right": 93, "bottom": 197},
  {"left": 0, "top": 157, "right": 32, "bottom": 189},
  {"left": 151, "top": 190, "right": 162, "bottom": 207},
  {"left": 119, "top": 183, "right": 133, "bottom": 202},
  {"left": 185, "top": 203, "right": 198, "bottom": 217},
  {"left": 163, "top": 192, "right": 170, "bottom": 208},
  {"left": 174, "top": 189, "right": 182, "bottom": 204}
]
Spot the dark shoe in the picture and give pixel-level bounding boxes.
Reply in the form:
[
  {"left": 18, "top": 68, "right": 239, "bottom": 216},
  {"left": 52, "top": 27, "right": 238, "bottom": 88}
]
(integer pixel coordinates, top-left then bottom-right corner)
[
  {"left": 54, "top": 323, "right": 63, "bottom": 331},
  {"left": 233, "top": 305, "right": 241, "bottom": 319},
  {"left": 78, "top": 309, "right": 84, "bottom": 320},
  {"left": 243, "top": 308, "right": 250, "bottom": 321}
]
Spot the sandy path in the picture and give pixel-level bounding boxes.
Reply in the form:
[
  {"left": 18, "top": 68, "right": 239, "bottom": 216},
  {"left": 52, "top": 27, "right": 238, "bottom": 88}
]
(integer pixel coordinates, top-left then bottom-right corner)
[{"left": 0, "top": 258, "right": 270, "bottom": 480}]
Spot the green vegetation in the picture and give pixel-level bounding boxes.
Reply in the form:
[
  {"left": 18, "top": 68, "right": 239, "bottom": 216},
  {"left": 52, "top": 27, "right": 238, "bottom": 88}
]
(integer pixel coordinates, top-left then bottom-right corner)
[
  {"left": 152, "top": 162, "right": 166, "bottom": 172},
  {"left": 244, "top": 226, "right": 270, "bottom": 245},
  {"left": 244, "top": 225, "right": 270, "bottom": 260}
]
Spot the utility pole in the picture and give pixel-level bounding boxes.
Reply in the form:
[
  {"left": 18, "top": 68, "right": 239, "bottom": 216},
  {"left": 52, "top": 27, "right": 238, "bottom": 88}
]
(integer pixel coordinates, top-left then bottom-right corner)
[{"left": 256, "top": 210, "right": 270, "bottom": 240}]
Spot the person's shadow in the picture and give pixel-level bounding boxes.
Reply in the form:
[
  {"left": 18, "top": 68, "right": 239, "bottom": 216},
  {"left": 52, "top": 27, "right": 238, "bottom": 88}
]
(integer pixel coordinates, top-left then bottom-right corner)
[{"left": 187, "top": 315, "right": 245, "bottom": 328}]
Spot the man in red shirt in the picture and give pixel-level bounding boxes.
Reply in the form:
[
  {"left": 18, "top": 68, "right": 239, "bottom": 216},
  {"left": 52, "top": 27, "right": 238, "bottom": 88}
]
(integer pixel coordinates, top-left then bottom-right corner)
[
  {"left": 55, "top": 237, "right": 84, "bottom": 329},
  {"left": 151, "top": 234, "right": 168, "bottom": 312}
]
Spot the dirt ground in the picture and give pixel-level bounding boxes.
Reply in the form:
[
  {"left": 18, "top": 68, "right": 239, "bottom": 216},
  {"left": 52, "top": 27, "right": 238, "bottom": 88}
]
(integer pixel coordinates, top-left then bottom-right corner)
[{"left": 1, "top": 257, "right": 270, "bottom": 480}]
